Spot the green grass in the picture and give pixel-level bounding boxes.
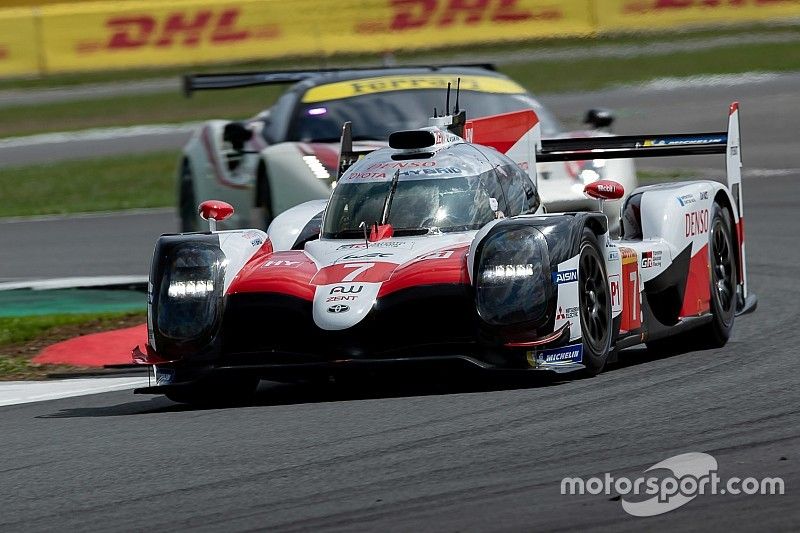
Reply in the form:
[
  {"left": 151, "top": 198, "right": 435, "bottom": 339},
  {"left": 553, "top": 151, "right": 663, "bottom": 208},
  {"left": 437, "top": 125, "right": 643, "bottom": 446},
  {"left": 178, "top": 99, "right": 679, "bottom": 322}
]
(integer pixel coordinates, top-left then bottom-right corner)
[
  {"left": 0, "top": 312, "right": 139, "bottom": 346},
  {"left": 1, "top": 25, "right": 800, "bottom": 137},
  {"left": 0, "top": 311, "right": 145, "bottom": 379},
  {"left": 0, "top": 85, "right": 283, "bottom": 138},
  {"left": 0, "top": 151, "right": 178, "bottom": 217}
]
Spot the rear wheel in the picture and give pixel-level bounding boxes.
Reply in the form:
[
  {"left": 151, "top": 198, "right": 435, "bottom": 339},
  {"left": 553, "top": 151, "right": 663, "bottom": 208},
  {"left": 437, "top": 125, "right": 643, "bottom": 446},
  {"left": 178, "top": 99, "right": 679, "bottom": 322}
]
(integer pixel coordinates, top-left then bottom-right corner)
[
  {"left": 694, "top": 202, "right": 737, "bottom": 347},
  {"left": 179, "top": 160, "right": 199, "bottom": 233},
  {"left": 578, "top": 228, "right": 613, "bottom": 376},
  {"left": 646, "top": 201, "right": 737, "bottom": 352}
]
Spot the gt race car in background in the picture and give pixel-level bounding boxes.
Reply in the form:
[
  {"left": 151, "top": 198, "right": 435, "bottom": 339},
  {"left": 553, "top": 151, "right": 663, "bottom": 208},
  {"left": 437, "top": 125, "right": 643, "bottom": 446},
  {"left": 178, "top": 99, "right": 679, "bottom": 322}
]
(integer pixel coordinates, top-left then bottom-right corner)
[
  {"left": 179, "top": 65, "right": 636, "bottom": 233},
  {"left": 136, "top": 94, "right": 755, "bottom": 405}
]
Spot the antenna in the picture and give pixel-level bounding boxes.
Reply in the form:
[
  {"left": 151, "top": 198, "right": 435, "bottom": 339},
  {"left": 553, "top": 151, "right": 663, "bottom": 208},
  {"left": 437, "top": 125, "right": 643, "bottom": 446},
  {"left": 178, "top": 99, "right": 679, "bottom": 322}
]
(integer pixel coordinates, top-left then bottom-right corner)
[
  {"left": 453, "top": 78, "right": 460, "bottom": 114},
  {"left": 445, "top": 82, "right": 451, "bottom": 117},
  {"left": 433, "top": 107, "right": 438, "bottom": 118}
]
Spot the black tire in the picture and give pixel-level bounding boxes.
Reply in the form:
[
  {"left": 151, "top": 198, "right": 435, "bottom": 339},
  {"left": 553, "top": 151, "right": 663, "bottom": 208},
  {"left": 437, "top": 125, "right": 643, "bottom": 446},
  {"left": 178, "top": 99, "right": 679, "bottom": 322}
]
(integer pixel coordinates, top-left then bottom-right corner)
[
  {"left": 165, "top": 375, "right": 260, "bottom": 407},
  {"left": 646, "top": 201, "right": 738, "bottom": 353},
  {"left": 179, "top": 160, "right": 199, "bottom": 233},
  {"left": 578, "top": 228, "right": 613, "bottom": 376},
  {"left": 256, "top": 163, "right": 274, "bottom": 230},
  {"left": 693, "top": 202, "right": 738, "bottom": 347}
]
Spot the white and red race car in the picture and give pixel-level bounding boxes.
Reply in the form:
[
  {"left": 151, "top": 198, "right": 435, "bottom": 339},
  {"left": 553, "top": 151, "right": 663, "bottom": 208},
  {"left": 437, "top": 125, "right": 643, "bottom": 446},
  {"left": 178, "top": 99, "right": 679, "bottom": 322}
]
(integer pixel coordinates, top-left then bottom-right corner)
[
  {"left": 179, "top": 65, "right": 636, "bottom": 234},
  {"left": 136, "top": 95, "right": 756, "bottom": 405}
]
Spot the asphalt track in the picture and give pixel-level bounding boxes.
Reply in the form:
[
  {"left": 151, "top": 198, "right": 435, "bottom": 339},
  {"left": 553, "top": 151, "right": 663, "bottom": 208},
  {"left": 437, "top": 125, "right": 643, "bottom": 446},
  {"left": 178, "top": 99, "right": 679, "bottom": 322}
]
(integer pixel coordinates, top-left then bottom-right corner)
[{"left": 0, "top": 78, "right": 798, "bottom": 531}]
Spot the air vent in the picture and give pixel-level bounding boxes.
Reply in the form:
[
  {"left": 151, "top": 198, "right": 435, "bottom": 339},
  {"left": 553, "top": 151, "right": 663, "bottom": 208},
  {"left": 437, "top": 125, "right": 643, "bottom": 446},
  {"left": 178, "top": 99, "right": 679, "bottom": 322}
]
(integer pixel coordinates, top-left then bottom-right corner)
[{"left": 389, "top": 130, "right": 436, "bottom": 150}]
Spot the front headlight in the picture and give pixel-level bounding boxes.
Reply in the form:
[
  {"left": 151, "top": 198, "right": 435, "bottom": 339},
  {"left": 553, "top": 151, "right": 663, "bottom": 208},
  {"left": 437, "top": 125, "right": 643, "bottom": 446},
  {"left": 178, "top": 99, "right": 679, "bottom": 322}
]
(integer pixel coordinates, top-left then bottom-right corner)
[
  {"left": 476, "top": 226, "right": 552, "bottom": 326},
  {"left": 151, "top": 240, "right": 227, "bottom": 356}
]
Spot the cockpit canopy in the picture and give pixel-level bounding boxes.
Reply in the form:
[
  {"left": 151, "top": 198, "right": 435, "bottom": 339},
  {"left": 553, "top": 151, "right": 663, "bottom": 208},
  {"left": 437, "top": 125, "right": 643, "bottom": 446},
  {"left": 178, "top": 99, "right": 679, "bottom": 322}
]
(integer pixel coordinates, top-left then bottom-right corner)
[{"left": 322, "top": 142, "right": 540, "bottom": 238}]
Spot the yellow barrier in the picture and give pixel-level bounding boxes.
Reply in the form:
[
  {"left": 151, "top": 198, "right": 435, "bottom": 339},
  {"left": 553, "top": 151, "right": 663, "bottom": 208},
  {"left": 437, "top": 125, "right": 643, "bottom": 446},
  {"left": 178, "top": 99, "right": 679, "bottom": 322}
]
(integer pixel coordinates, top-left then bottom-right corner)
[
  {"left": 0, "top": 8, "right": 39, "bottom": 77},
  {"left": 596, "top": 0, "right": 800, "bottom": 30},
  {"left": 37, "top": 0, "right": 595, "bottom": 73},
  {"left": 2, "top": 0, "right": 800, "bottom": 76}
]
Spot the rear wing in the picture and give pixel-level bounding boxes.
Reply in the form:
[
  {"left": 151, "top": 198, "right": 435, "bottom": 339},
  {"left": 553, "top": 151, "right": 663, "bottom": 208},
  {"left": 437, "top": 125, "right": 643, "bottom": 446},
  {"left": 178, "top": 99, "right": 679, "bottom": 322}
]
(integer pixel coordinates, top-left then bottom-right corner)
[
  {"left": 536, "top": 102, "right": 743, "bottom": 216},
  {"left": 182, "top": 63, "right": 496, "bottom": 96},
  {"left": 534, "top": 102, "right": 748, "bottom": 304}
]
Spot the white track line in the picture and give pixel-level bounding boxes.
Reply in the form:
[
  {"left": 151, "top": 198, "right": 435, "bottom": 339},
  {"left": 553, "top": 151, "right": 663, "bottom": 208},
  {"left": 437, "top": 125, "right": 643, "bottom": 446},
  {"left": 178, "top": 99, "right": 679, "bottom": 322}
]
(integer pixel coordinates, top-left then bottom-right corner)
[
  {"left": 0, "top": 275, "right": 147, "bottom": 291},
  {"left": 0, "top": 377, "right": 149, "bottom": 407},
  {"left": 0, "top": 122, "right": 198, "bottom": 149},
  {"left": 0, "top": 206, "right": 173, "bottom": 224}
]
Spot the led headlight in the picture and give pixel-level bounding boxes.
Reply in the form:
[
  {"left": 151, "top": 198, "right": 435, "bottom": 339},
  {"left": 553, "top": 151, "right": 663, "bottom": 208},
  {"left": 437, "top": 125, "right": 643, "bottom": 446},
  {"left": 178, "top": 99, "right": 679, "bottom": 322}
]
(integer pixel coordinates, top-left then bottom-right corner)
[
  {"left": 476, "top": 226, "right": 552, "bottom": 326},
  {"left": 151, "top": 239, "right": 227, "bottom": 356}
]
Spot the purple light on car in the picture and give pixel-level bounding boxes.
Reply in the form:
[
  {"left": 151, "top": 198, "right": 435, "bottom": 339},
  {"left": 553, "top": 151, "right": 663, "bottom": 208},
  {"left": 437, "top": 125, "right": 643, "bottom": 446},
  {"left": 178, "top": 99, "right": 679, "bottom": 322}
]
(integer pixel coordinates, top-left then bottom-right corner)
[{"left": 308, "top": 107, "right": 328, "bottom": 116}]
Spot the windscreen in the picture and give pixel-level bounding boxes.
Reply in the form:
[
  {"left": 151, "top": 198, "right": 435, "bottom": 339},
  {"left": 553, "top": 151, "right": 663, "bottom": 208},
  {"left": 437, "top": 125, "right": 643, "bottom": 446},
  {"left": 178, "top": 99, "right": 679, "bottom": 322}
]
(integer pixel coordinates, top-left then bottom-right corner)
[
  {"left": 322, "top": 174, "right": 499, "bottom": 238},
  {"left": 288, "top": 90, "right": 561, "bottom": 143}
]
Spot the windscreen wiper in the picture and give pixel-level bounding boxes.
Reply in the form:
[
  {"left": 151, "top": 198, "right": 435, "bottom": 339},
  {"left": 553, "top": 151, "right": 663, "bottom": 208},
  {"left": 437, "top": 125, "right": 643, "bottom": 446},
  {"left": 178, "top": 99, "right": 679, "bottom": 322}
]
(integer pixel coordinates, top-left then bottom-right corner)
[{"left": 380, "top": 169, "right": 401, "bottom": 225}]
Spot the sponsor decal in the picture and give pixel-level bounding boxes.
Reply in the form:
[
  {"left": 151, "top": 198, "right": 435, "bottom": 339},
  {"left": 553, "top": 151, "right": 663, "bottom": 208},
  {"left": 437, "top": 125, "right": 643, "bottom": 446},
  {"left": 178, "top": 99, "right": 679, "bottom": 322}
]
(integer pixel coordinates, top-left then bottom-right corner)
[
  {"left": 263, "top": 259, "right": 300, "bottom": 267},
  {"left": 241, "top": 230, "right": 264, "bottom": 246},
  {"left": 154, "top": 366, "right": 175, "bottom": 385},
  {"left": 326, "top": 295, "right": 357, "bottom": 302},
  {"left": 677, "top": 194, "right": 696, "bottom": 206},
  {"left": 368, "top": 161, "right": 436, "bottom": 170},
  {"left": 609, "top": 274, "right": 622, "bottom": 313},
  {"left": 355, "top": 0, "right": 560, "bottom": 33},
  {"left": 552, "top": 269, "right": 578, "bottom": 284},
  {"left": 337, "top": 241, "right": 413, "bottom": 250},
  {"left": 327, "top": 304, "right": 350, "bottom": 314},
  {"left": 76, "top": 8, "right": 279, "bottom": 55},
  {"left": 538, "top": 343, "right": 583, "bottom": 364},
  {"left": 302, "top": 74, "right": 526, "bottom": 103},
  {"left": 641, "top": 250, "right": 663, "bottom": 269},
  {"left": 642, "top": 136, "right": 724, "bottom": 147},
  {"left": 685, "top": 209, "right": 709, "bottom": 237},
  {"left": 340, "top": 252, "right": 393, "bottom": 261},
  {"left": 400, "top": 167, "right": 462, "bottom": 176},
  {"left": 330, "top": 285, "right": 363, "bottom": 294},
  {"left": 346, "top": 172, "right": 387, "bottom": 180},
  {"left": 556, "top": 306, "right": 579, "bottom": 320},
  {"left": 608, "top": 249, "right": 620, "bottom": 262}
]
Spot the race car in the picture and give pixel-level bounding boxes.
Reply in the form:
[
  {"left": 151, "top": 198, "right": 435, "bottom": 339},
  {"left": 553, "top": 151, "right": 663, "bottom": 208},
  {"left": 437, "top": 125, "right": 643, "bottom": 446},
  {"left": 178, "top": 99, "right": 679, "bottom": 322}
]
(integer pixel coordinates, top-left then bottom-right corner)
[
  {"left": 179, "top": 65, "right": 636, "bottom": 234},
  {"left": 135, "top": 96, "right": 756, "bottom": 405}
]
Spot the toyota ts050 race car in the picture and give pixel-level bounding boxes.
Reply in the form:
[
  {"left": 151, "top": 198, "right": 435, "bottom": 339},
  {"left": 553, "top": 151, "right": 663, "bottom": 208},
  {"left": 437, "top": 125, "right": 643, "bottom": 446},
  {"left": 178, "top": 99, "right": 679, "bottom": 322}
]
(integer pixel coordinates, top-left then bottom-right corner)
[
  {"left": 136, "top": 94, "right": 755, "bottom": 405},
  {"left": 179, "top": 65, "right": 636, "bottom": 234}
]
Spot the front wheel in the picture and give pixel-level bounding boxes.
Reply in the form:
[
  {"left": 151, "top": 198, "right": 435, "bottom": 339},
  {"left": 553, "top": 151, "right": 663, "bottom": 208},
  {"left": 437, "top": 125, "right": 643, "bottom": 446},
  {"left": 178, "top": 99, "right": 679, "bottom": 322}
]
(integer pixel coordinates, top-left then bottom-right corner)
[
  {"left": 578, "top": 228, "right": 613, "bottom": 376},
  {"left": 165, "top": 375, "right": 260, "bottom": 407}
]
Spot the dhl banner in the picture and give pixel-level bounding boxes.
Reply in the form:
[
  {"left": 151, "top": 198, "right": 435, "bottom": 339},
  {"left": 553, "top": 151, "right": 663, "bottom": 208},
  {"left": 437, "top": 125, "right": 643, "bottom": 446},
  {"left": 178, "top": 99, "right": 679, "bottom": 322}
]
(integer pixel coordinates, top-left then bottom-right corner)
[
  {"left": 37, "top": 0, "right": 594, "bottom": 73},
  {"left": 595, "top": 0, "right": 800, "bottom": 31},
  {"left": 0, "top": 8, "right": 39, "bottom": 77},
  {"left": 1, "top": 0, "right": 800, "bottom": 76}
]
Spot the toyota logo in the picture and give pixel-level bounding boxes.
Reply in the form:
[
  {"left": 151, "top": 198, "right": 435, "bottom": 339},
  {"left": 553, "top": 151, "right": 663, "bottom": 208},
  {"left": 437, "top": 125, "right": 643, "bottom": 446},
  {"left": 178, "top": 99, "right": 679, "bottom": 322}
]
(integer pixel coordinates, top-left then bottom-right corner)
[{"left": 327, "top": 304, "right": 350, "bottom": 314}]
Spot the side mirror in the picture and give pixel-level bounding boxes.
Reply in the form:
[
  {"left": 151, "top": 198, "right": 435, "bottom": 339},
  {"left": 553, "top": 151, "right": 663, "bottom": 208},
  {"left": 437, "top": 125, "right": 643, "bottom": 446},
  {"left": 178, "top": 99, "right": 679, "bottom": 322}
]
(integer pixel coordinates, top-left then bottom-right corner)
[
  {"left": 584, "top": 180, "right": 624, "bottom": 201},
  {"left": 223, "top": 122, "right": 253, "bottom": 152},
  {"left": 198, "top": 200, "right": 234, "bottom": 232},
  {"left": 584, "top": 108, "right": 615, "bottom": 130}
]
